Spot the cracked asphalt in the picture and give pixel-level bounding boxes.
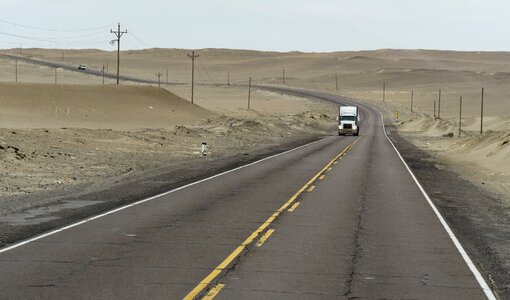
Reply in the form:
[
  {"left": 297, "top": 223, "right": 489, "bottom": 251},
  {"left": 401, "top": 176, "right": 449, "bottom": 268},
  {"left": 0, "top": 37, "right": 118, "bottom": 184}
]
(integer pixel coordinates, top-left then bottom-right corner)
[{"left": 0, "top": 90, "right": 493, "bottom": 299}]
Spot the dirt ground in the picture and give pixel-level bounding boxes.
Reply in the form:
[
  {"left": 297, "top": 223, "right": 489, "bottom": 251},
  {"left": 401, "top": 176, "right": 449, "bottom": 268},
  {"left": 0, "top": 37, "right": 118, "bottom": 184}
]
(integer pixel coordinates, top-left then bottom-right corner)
[{"left": 0, "top": 111, "right": 334, "bottom": 203}]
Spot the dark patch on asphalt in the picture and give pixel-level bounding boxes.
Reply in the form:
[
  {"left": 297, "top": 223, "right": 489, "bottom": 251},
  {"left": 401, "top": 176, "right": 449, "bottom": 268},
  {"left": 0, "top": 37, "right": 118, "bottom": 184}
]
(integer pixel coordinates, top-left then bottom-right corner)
[
  {"left": 0, "top": 136, "right": 324, "bottom": 249},
  {"left": 389, "top": 128, "right": 510, "bottom": 299},
  {"left": 343, "top": 132, "right": 374, "bottom": 298}
]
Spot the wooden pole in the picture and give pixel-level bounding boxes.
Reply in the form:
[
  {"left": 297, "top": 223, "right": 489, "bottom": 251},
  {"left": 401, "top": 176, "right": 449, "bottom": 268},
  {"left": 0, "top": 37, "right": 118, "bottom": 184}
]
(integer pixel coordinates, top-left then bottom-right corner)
[
  {"left": 438, "top": 89, "right": 441, "bottom": 119},
  {"left": 459, "top": 96, "right": 463, "bottom": 137},
  {"left": 191, "top": 56, "right": 195, "bottom": 102},
  {"left": 116, "top": 24, "right": 120, "bottom": 85},
  {"left": 433, "top": 100, "right": 436, "bottom": 119},
  {"left": 110, "top": 23, "right": 127, "bottom": 85},
  {"left": 187, "top": 51, "right": 199, "bottom": 104},
  {"left": 383, "top": 82, "right": 386, "bottom": 102},
  {"left": 411, "top": 90, "right": 413, "bottom": 113},
  {"left": 480, "top": 87, "right": 484, "bottom": 134},
  {"left": 248, "top": 77, "right": 252, "bottom": 109}
]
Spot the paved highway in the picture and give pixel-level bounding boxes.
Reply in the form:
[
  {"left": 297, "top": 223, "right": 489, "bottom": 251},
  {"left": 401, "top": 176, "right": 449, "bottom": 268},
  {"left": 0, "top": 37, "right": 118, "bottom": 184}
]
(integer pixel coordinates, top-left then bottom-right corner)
[{"left": 0, "top": 89, "right": 495, "bottom": 299}]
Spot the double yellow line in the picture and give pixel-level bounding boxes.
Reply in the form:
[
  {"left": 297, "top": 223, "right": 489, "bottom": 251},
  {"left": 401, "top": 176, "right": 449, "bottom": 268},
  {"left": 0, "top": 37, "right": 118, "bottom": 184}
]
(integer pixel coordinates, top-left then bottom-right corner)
[{"left": 184, "top": 137, "right": 361, "bottom": 299}]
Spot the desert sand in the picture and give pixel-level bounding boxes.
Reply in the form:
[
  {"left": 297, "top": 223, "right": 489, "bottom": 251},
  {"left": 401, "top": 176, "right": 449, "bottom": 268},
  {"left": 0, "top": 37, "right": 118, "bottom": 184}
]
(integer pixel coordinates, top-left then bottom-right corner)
[{"left": 0, "top": 47, "right": 509, "bottom": 207}]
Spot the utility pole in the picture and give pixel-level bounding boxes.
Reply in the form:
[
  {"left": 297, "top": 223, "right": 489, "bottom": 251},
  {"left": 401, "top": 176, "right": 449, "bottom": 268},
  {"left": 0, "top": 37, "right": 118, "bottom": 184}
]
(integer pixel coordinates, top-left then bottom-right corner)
[
  {"left": 102, "top": 65, "right": 105, "bottom": 85},
  {"left": 166, "top": 69, "right": 169, "bottom": 84},
  {"left": 248, "top": 77, "right": 252, "bottom": 109},
  {"left": 433, "top": 101, "right": 436, "bottom": 119},
  {"left": 480, "top": 87, "right": 484, "bottom": 134},
  {"left": 383, "top": 82, "right": 386, "bottom": 102},
  {"left": 156, "top": 72, "right": 162, "bottom": 87},
  {"left": 227, "top": 72, "right": 230, "bottom": 86},
  {"left": 15, "top": 59, "right": 18, "bottom": 83},
  {"left": 459, "top": 96, "right": 463, "bottom": 137},
  {"left": 438, "top": 89, "right": 441, "bottom": 119},
  {"left": 110, "top": 22, "right": 127, "bottom": 85},
  {"left": 335, "top": 74, "right": 338, "bottom": 91},
  {"left": 411, "top": 90, "right": 414, "bottom": 113},
  {"left": 187, "top": 51, "right": 199, "bottom": 104}
]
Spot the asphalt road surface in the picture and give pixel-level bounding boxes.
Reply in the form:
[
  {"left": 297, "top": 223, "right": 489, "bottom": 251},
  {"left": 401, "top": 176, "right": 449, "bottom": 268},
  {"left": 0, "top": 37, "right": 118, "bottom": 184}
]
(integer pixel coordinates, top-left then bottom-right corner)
[{"left": 0, "top": 90, "right": 495, "bottom": 299}]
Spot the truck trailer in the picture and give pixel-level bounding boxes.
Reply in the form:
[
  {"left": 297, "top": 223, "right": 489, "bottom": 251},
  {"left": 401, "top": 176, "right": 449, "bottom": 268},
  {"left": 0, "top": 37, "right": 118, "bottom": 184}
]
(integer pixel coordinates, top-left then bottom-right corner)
[{"left": 338, "top": 106, "right": 359, "bottom": 136}]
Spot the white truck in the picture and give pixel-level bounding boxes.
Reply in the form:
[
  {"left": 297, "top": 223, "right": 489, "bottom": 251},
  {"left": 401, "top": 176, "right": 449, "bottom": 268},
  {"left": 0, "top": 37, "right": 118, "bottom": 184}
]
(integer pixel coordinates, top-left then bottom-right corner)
[{"left": 338, "top": 106, "right": 359, "bottom": 136}]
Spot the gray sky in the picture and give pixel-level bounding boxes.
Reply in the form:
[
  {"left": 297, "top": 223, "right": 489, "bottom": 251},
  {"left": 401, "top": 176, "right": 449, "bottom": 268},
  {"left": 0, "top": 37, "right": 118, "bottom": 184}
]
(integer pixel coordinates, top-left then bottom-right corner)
[{"left": 1, "top": 0, "right": 508, "bottom": 52}]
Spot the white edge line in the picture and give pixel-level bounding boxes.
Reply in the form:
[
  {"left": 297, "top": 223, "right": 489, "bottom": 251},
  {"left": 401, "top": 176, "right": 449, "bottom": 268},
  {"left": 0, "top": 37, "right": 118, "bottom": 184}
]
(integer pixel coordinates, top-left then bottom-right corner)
[
  {"left": 0, "top": 137, "right": 332, "bottom": 255},
  {"left": 378, "top": 110, "right": 497, "bottom": 300}
]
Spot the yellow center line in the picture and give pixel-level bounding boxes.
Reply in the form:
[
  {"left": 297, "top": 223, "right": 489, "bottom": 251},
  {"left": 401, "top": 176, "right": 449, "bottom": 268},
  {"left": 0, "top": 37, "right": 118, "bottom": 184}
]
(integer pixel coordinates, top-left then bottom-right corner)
[
  {"left": 256, "top": 229, "right": 275, "bottom": 247},
  {"left": 183, "top": 137, "right": 361, "bottom": 300},
  {"left": 203, "top": 284, "right": 225, "bottom": 300},
  {"left": 307, "top": 185, "right": 316, "bottom": 192},
  {"left": 287, "top": 202, "right": 301, "bottom": 212}
]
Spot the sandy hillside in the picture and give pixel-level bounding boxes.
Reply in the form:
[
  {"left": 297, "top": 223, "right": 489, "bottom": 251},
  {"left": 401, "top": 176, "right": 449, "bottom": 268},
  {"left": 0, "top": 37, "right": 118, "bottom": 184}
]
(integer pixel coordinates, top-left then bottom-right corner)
[{"left": 0, "top": 83, "right": 213, "bottom": 129}]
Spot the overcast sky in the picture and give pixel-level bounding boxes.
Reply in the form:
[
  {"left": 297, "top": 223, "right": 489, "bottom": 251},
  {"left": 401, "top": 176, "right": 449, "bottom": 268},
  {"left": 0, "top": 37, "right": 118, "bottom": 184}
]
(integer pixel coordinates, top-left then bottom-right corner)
[{"left": 1, "top": 0, "right": 508, "bottom": 52}]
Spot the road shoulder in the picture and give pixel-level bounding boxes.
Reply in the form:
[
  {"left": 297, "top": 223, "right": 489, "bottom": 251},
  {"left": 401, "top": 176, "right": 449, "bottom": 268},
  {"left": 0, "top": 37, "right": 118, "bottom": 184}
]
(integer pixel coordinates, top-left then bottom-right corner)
[{"left": 389, "top": 128, "right": 509, "bottom": 299}]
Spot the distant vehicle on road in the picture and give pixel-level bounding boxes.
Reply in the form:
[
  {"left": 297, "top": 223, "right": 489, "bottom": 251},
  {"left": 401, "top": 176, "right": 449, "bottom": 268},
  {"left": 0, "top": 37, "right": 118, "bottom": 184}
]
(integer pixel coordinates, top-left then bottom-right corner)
[
  {"left": 338, "top": 106, "right": 359, "bottom": 136},
  {"left": 78, "top": 64, "right": 87, "bottom": 70}
]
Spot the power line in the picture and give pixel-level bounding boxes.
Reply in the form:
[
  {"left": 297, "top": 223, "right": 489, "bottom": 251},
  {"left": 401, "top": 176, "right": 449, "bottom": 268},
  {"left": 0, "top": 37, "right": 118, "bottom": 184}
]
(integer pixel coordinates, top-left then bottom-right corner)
[
  {"left": 39, "top": 30, "right": 109, "bottom": 41},
  {"left": 0, "top": 29, "right": 109, "bottom": 45},
  {"left": 0, "top": 29, "right": 54, "bottom": 42},
  {"left": 0, "top": 18, "right": 114, "bottom": 32},
  {"left": 122, "top": 39, "right": 143, "bottom": 50},
  {"left": 127, "top": 30, "right": 153, "bottom": 49},
  {"left": 197, "top": 59, "right": 218, "bottom": 85},
  {"left": 53, "top": 38, "right": 111, "bottom": 46}
]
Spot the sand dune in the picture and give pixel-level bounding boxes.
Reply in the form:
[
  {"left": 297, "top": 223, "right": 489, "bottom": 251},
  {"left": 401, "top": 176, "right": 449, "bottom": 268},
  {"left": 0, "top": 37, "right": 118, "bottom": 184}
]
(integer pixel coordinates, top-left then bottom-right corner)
[{"left": 0, "top": 83, "right": 214, "bottom": 129}]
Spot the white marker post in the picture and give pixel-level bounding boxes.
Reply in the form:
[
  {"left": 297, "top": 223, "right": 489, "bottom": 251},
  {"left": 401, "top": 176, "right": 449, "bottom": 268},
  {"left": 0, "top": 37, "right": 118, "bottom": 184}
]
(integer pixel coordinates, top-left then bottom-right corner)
[{"left": 201, "top": 142, "right": 208, "bottom": 156}]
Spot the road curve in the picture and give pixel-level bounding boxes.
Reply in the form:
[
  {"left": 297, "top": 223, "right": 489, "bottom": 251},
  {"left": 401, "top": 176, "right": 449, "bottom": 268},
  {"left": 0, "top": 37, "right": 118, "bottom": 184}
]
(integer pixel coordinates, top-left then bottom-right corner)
[{"left": 0, "top": 89, "right": 495, "bottom": 299}]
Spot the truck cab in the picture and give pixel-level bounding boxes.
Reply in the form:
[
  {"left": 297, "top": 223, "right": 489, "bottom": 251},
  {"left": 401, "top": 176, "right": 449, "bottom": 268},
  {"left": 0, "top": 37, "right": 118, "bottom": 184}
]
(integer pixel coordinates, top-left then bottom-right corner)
[{"left": 338, "top": 106, "right": 359, "bottom": 136}]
